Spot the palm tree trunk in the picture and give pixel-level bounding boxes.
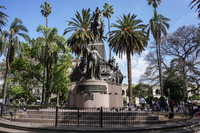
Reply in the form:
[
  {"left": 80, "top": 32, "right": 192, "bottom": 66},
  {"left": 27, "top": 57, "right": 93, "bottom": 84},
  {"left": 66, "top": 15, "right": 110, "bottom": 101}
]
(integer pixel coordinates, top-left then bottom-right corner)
[
  {"left": 45, "top": 56, "right": 50, "bottom": 106},
  {"left": 3, "top": 44, "right": 11, "bottom": 104},
  {"left": 41, "top": 67, "right": 45, "bottom": 105},
  {"left": 127, "top": 51, "right": 132, "bottom": 103},
  {"left": 155, "top": 37, "right": 162, "bottom": 96},
  {"left": 46, "top": 17, "right": 48, "bottom": 28},
  {"left": 158, "top": 39, "right": 163, "bottom": 96},
  {"left": 108, "top": 17, "right": 111, "bottom": 59}
]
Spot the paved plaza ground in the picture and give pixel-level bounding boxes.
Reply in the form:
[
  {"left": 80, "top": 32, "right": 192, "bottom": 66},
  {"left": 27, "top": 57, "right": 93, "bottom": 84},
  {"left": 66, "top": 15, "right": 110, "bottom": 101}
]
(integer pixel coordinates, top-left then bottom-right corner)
[{"left": 0, "top": 117, "right": 199, "bottom": 133}]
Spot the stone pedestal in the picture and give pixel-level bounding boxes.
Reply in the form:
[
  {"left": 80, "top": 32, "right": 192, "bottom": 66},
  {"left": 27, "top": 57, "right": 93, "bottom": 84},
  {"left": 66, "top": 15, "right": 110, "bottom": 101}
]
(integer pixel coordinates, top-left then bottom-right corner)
[{"left": 69, "top": 80, "right": 123, "bottom": 108}]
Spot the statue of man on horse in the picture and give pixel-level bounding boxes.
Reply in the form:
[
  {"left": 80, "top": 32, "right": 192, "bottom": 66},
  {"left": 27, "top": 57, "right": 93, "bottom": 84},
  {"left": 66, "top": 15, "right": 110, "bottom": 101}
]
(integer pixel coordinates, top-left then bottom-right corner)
[{"left": 91, "top": 7, "right": 107, "bottom": 42}]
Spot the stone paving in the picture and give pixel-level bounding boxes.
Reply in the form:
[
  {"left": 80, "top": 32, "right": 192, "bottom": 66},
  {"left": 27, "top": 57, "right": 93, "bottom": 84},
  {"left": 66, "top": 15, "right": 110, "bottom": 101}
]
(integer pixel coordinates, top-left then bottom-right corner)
[{"left": 0, "top": 117, "right": 199, "bottom": 133}]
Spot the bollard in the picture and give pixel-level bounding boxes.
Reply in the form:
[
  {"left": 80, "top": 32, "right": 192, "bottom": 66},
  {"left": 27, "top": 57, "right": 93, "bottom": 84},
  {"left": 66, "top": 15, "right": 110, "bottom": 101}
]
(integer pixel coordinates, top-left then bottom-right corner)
[
  {"left": 55, "top": 106, "right": 58, "bottom": 127},
  {"left": 0, "top": 106, "right": 3, "bottom": 117},
  {"left": 100, "top": 107, "right": 103, "bottom": 128},
  {"left": 78, "top": 108, "right": 79, "bottom": 126}
]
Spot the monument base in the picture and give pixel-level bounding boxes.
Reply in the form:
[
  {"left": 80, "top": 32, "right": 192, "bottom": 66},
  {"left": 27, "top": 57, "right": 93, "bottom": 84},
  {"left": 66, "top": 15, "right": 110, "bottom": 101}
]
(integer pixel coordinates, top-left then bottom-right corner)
[{"left": 68, "top": 80, "right": 123, "bottom": 108}]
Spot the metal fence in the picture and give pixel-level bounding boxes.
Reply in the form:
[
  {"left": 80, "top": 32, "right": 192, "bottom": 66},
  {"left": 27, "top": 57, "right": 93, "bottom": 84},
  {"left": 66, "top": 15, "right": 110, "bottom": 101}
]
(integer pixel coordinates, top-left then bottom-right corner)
[{"left": 0, "top": 105, "right": 195, "bottom": 128}]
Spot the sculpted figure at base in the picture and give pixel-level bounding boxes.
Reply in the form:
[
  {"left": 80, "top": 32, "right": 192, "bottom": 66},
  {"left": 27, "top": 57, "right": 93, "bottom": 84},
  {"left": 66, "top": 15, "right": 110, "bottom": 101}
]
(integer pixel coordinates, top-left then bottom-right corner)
[
  {"left": 114, "top": 63, "right": 125, "bottom": 84},
  {"left": 86, "top": 45, "right": 105, "bottom": 80}
]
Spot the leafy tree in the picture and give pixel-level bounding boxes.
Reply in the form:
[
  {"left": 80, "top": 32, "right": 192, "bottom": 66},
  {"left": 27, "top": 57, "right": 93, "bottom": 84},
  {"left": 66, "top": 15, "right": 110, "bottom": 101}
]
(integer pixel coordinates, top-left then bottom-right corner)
[
  {"left": 63, "top": 8, "right": 94, "bottom": 58},
  {"left": 40, "top": 2, "right": 52, "bottom": 28},
  {"left": 102, "top": 3, "right": 114, "bottom": 59},
  {"left": 189, "top": 0, "right": 200, "bottom": 19},
  {"left": 127, "top": 83, "right": 152, "bottom": 99},
  {"left": 51, "top": 49, "right": 73, "bottom": 105},
  {"left": 10, "top": 43, "right": 43, "bottom": 103},
  {"left": 35, "top": 25, "right": 66, "bottom": 106},
  {"left": 40, "top": 1, "right": 52, "bottom": 104},
  {"left": 163, "top": 66, "right": 187, "bottom": 103},
  {"left": 145, "top": 10, "right": 170, "bottom": 96},
  {"left": 9, "top": 100, "right": 24, "bottom": 121},
  {"left": 109, "top": 13, "right": 148, "bottom": 102},
  {"left": 0, "top": 18, "right": 30, "bottom": 104},
  {"left": 0, "top": 6, "right": 8, "bottom": 32},
  {"left": 162, "top": 25, "right": 200, "bottom": 96}
]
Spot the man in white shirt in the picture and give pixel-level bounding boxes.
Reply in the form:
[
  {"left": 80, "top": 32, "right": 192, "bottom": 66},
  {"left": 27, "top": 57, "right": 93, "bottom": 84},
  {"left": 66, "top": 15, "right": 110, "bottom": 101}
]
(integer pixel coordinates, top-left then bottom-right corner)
[{"left": 139, "top": 97, "right": 145, "bottom": 110}]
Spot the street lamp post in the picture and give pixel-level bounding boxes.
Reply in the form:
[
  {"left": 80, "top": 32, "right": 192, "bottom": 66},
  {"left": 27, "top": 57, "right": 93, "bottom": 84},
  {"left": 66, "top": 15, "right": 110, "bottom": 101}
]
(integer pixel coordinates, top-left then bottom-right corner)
[{"left": 167, "top": 88, "right": 170, "bottom": 101}]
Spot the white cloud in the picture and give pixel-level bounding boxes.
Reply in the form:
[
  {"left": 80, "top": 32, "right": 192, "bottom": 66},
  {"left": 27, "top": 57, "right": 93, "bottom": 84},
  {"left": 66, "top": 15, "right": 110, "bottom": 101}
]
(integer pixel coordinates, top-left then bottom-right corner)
[
  {"left": 132, "top": 57, "right": 148, "bottom": 78},
  {"left": 114, "top": 53, "right": 149, "bottom": 85},
  {"left": 115, "top": 54, "right": 126, "bottom": 67}
]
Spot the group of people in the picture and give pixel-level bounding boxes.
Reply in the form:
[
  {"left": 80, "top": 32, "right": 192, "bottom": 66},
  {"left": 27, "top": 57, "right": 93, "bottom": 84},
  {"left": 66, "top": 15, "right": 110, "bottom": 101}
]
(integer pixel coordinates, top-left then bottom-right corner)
[{"left": 151, "top": 97, "right": 187, "bottom": 113}]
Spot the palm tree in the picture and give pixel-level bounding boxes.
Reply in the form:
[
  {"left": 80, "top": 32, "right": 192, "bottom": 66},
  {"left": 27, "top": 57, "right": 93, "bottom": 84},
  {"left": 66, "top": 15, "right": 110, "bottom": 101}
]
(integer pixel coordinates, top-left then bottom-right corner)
[
  {"left": 0, "top": 6, "right": 8, "bottom": 32},
  {"left": 147, "top": 0, "right": 161, "bottom": 10},
  {"left": 35, "top": 25, "right": 65, "bottom": 106},
  {"left": 40, "top": 2, "right": 52, "bottom": 28},
  {"left": 146, "top": 10, "right": 170, "bottom": 96},
  {"left": 109, "top": 13, "right": 148, "bottom": 102},
  {"left": 0, "top": 18, "right": 30, "bottom": 104},
  {"left": 40, "top": 2, "right": 52, "bottom": 105},
  {"left": 189, "top": 0, "right": 200, "bottom": 18},
  {"left": 63, "top": 8, "right": 94, "bottom": 58},
  {"left": 102, "top": 3, "right": 114, "bottom": 59}
]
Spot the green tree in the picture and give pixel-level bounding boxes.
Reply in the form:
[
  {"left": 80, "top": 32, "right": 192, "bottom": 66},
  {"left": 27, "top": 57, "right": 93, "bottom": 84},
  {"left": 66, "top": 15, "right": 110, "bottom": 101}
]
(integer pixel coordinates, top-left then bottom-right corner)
[
  {"left": 189, "top": 0, "right": 200, "bottom": 19},
  {"left": 51, "top": 49, "right": 73, "bottom": 105},
  {"left": 40, "top": 2, "right": 52, "bottom": 104},
  {"left": 162, "top": 25, "right": 200, "bottom": 96},
  {"left": 0, "top": 18, "right": 30, "bottom": 104},
  {"left": 109, "top": 13, "right": 148, "bottom": 102},
  {"left": 9, "top": 100, "right": 24, "bottom": 121},
  {"left": 163, "top": 66, "right": 187, "bottom": 103},
  {"left": 133, "top": 83, "right": 152, "bottom": 98},
  {"left": 10, "top": 43, "right": 43, "bottom": 104},
  {"left": 0, "top": 6, "right": 8, "bottom": 32},
  {"left": 63, "top": 8, "right": 94, "bottom": 58},
  {"left": 145, "top": 10, "right": 170, "bottom": 97},
  {"left": 35, "top": 25, "right": 66, "bottom": 106},
  {"left": 102, "top": 3, "right": 114, "bottom": 59},
  {"left": 127, "top": 83, "right": 152, "bottom": 99},
  {"left": 40, "top": 2, "right": 52, "bottom": 28}
]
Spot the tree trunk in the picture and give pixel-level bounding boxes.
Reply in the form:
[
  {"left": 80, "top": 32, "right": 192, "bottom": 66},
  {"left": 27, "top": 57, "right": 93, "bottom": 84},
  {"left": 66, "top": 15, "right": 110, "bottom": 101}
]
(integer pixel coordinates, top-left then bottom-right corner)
[
  {"left": 41, "top": 67, "right": 45, "bottom": 105},
  {"left": 45, "top": 56, "right": 50, "bottom": 106},
  {"left": 158, "top": 39, "right": 163, "bottom": 96},
  {"left": 108, "top": 17, "right": 111, "bottom": 59},
  {"left": 46, "top": 17, "right": 48, "bottom": 28},
  {"left": 127, "top": 51, "right": 132, "bottom": 103},
  {"left": 3, "top": 44, "right": 11, "bottom": 104}
]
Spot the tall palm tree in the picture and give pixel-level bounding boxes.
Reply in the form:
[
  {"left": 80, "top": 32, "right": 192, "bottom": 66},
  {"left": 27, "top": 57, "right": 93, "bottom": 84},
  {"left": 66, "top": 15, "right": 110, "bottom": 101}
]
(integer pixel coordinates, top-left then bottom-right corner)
[
  {"left": 102, "top": 3, "right": 114, "bottom": 59},
  {"left": 35, "top": 25, "right": 65, "bottom": 106},
  {"left": 147, "top": 0, "right": 161, "bottom": 10},
  {"left": 189, "top": 0, "right": 200, "bottom": 18},
  {"left": 109, "top": 13, "right": 148, "bottom": 102},
  {"left": 146, "top": 10, "right": 170, "bottom": 96},
  {"left": 40, "top": 2, "right": 52, "bottom": 105},
  {"left": 0, "top": 18, "right": 30, "bottom": 104},
  {"left": 0, "top": 6, "right": 8, "bottom": 32},
  {"left": 63, "top": 8, "right": 94, "bottom": 58},
  {"left": 40, "top": 2, "right": 52, "bottom": 28}
]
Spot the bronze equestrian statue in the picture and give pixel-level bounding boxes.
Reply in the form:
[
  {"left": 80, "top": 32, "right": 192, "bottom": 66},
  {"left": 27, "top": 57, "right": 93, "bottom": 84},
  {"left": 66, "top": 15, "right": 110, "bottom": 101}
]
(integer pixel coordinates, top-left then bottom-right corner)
[{"left": 91, "top": 7, "right": 107, "bottom": 42}]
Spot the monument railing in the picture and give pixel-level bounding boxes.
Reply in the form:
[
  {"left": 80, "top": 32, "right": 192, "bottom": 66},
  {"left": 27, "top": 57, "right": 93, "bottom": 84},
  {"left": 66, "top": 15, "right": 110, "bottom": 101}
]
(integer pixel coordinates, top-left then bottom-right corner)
[{"left": 0, "top": 104, "right": 195, "bottom": 128}]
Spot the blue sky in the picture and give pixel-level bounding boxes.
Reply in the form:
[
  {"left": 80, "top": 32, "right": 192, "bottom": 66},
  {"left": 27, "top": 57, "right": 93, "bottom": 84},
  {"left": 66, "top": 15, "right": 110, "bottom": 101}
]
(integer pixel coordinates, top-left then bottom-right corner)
[{"left": 1, "top": 0, "right": 199, "bottom": 85}]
